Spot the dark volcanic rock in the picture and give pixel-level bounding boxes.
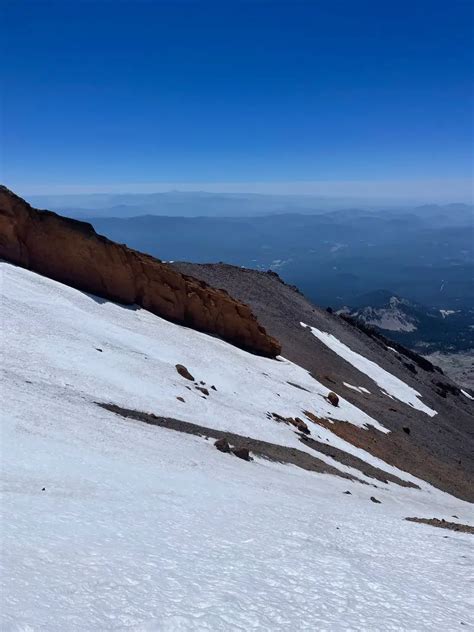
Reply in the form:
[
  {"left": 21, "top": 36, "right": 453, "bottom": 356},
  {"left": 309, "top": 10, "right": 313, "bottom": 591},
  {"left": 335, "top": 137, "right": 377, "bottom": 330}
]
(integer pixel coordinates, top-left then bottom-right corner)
[
  {"left": 214, "top": 438, "right": 231, "bottom": 453},
  {"left": 176, "top": 364, "right": 194, "bottom": 381},
  {"left": 327, "top": 392, "right": 339, "bottom": 407},
  {"left": 0, "top": 186, "right": 280, "bottom": 358},
  {"left": 233, "top": 447, "right": 251, "bottom": 461},
  {"left": 196, "top": 386, "right": 210, "bottom": 396}
]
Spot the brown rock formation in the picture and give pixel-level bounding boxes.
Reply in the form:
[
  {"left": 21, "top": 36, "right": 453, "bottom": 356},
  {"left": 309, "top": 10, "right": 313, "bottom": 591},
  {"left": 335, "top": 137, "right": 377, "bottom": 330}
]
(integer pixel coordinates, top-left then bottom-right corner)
[{"left": 0, "top": 186, "right": 281, "bottom": 357}]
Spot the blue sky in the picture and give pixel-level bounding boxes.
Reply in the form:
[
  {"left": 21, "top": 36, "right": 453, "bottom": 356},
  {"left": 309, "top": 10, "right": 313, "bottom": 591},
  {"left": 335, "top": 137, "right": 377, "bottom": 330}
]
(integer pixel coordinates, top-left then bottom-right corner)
[{"left": 2, "top": 0, "right": 473, "bottom": 199}]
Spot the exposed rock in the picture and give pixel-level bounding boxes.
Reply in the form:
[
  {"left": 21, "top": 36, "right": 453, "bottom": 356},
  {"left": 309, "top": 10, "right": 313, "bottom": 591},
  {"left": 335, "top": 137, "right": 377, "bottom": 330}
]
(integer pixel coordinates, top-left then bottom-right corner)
[
  {"left": 196, "top": 386, "right": 209, "bottom": 396},
  {"left": 0, "top": 186, "right": 281, "bottom": 358},
  {"left": 211, "top": 385, "right": 217, "bottom": 391},
  {"left": 176, "top": 364, "right": 194, "bottom": 381},
  {"left": 214, "top": 438, "right": 231, "bottom": 453},
  {"left": 233, "top": 446, "right": 251, "bottom": 461},
  {"left": 176, "top": 396, "right": 185, "bottom": 402},
  {"left": 289, "top": 417, "right": 310, "bottom": 435},
  {"left": 403, "top": 426, "right": 411, "bottom": 435},
  {"left": 327, "top": 392, "right": 339, "bottom": 407},
  {"left": 370, "top": 496, "right": 381, "bottom": 504},
  {"left": 405, "top": 517, "right": 474, "bottom": 534},
  {"left": 343, "top": 490, "right": 352, "bottom": 495}
]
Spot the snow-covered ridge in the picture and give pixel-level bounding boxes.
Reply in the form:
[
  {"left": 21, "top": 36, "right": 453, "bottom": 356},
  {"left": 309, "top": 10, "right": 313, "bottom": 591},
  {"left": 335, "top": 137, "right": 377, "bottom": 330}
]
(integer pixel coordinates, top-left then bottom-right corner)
[{"left": 302, "top": 323, "right": 437, "bottom": 417}]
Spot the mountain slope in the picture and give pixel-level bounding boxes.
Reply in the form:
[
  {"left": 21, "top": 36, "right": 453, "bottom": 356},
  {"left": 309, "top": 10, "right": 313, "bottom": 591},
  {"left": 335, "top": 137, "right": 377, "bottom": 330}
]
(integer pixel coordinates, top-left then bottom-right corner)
[
  {"left": 173, "top": 262, "right": 474, "bottom": 501},
  {"left": 2, "top": 261, "right": 473, "bottom": 631}
]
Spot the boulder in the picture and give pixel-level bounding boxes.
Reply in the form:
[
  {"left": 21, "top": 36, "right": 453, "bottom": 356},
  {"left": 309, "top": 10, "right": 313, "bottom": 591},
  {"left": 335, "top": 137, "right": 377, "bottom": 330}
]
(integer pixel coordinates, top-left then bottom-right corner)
[
  {"left": 327, "top": 392, "right": 339, "bottom": 407},
  {"left": 196, "top": 386, "right": 210, "bottom": 396},
  {"left": 0, "top": 186, "right": 281, "bottom": 358},
  {"left": 214, "top": 438, "right": 231, "bottom": 453},
  {"left": 233, "top": 447, "right": 251, "bottom": 461},
  {"left": 176, "top": 364, "right": 194, "bottom": 381}
]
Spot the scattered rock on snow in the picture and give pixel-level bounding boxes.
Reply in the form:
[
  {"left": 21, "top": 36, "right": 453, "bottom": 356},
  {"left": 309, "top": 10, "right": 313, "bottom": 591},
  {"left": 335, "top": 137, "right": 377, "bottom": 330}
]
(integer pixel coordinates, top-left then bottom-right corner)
[
  {"left": 214, "top": 438, "right": 231, "bottom": 453},
  {"left": 196, "top": 386, "right": 210, "bottom": 396},
  {"left": 327, "top": 392, "right": 339, "bottom": 407},
  {"left": 233, "top": 447, "right": 251, "bottom": 461},
  {"left": 370, "top": 496, "right": 381, "bottom": 504},
  {"left": 176, "top": 396, "right": 185, "bottom": 402},
  {"left": 290, "top": 417, "right": 310, "bottom": 435},
  {"left": 176, "top": 364, "right": 194, "bottom": 381}
]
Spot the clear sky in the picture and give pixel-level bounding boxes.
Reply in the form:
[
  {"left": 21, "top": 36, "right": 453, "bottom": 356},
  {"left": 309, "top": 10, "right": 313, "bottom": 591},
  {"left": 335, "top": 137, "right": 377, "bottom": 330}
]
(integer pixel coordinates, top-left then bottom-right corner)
[{"left": 2, "top": 0, "right": 473, "bottom": 198}]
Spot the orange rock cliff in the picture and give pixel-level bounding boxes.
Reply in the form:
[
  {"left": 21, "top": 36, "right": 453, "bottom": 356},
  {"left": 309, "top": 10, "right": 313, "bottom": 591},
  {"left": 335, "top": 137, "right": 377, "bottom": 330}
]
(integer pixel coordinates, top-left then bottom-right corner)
[{"left": 0, "top": 186, "right": 281, "bottom": 357}]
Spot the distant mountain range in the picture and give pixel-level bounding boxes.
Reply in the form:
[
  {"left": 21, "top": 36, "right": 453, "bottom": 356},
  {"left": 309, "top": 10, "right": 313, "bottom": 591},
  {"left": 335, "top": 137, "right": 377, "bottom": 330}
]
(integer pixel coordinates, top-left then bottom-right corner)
[{"left": 341, "top": 290, "right": 474, "bottom": 354}]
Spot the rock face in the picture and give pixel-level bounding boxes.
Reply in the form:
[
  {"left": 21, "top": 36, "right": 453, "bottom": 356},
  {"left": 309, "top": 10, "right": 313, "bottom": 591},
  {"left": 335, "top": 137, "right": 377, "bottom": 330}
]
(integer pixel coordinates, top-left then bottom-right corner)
[{"left": 0, "top": 186, "right": 280, "bottom": 357}]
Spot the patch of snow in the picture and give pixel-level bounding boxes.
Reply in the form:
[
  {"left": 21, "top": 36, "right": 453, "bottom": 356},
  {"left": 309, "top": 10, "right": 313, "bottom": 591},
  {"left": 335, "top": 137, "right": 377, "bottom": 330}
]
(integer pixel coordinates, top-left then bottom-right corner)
[
  {"left": 461, "top": 389, "right": 474, "bottom": 401},
  {"left": 1, "top": 265, "right": 472, "bottom": 631},
  {"left": 343, "top": 382, "right": 371, "bottom": 395},
  {"left": 439, "top": 309, "right": 457, "bottom": 319},
  {"left": 302, "top": 322, "right": 437, "bottom": 417}
]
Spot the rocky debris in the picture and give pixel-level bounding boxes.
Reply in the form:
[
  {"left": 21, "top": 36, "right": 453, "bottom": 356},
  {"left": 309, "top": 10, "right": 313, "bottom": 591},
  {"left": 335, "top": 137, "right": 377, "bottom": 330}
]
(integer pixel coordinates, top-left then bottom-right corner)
[
  {"left": 214, "top": 438, "right": 231, "bottom": 453},
  {"left": 176, "top": 396, "right": 185, "bottom": 402},
  {"left": 270, "top": 412, "right": 310, "bottom": 435},
  {"left": 175, "top": 364, "right": 194, "bottom": 381},
  {"left": 270, "top": 412, "right": 287, "bottom": 423},
  {"left": 405, "top": 517, "right": 474, "bottom": 535},
  {"left": 289, "top": 417, "right": 310, "bottom": 435},
  {"left": 434, "top": 380, "right": 461, "bottom": 398},
  {"left": 303, "top": 410, "right": 325, "bottom": 424},
  {"left": 0, "top": 186, "right": 281, "bottom": 358},
  {"left": 300, "top": 433, "right": 418, "bottom": 489},
  {"left": 343, "top": 490, "right": 352, "bottom": 495},
  {"left": 96, "top": 348, "right": 103, "bottom": 352},
  {"left": 370, "top": 496, "right": 381, "bottom": 504},
  {"left": 215, "top": 438, "right": 251, "bottom": 461},
  {"left": 327, "top": 392, "right": 339, "bottom": 407},
  {"left": 287, "top": 381, "right": 311, "bottom": 392},
  {"left": 211, "top": 385, "right": 217, "bottom": 391},
  {"left": 233, "top": 447, "right": 251, "bottom": 461},
  {"left": 403, "top": 426, "right": 411, "bottom": 435},
  {"left": 196, "top": 386, "right": 209, "bottom": 396},
  {"left": 98, "top": 402, "right": 368, "bottom": 483}
]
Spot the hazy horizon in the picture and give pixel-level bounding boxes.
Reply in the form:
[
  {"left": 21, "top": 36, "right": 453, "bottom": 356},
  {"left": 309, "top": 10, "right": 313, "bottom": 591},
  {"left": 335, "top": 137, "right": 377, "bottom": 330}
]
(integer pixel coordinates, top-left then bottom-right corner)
[{"left": 3, "top": 1, "right": 473, "bottom": 201}]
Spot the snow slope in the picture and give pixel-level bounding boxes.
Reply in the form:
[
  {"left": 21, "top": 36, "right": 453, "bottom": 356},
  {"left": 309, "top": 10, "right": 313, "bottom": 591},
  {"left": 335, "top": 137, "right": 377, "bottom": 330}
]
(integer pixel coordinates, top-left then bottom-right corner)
[
  {"left": 2, "top": 262, "right": 473, "bottom": 631},
  {"left": 302, "top": 323, "right": 437, "bottom": 417}
]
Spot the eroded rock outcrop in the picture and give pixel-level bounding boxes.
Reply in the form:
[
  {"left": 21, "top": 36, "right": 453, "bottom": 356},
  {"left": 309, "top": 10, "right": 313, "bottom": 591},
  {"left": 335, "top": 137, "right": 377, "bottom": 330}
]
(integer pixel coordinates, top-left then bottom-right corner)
[{"left": 0, "top": 186, "right": 281, "bottom": 357}]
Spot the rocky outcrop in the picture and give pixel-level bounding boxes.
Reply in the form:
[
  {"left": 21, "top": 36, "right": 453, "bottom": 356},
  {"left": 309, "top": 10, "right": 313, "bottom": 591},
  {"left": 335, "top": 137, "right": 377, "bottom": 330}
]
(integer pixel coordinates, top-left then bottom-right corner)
[{"left": 0, "top": 186, "right": 281, "bottom": 357}]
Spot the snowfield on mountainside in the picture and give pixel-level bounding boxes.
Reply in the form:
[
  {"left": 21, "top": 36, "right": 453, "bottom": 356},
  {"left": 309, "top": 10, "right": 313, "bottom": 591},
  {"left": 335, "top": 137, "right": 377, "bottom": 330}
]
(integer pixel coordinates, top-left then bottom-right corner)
[
  {"left": 1, "top": 262, "right": 473, "bottom": 631},
  {"left": 302, "top": 323, "right": 438, "bottom": 417}
]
